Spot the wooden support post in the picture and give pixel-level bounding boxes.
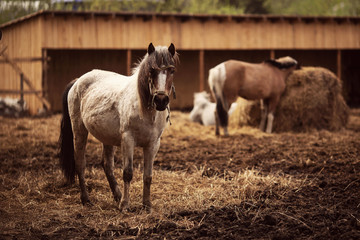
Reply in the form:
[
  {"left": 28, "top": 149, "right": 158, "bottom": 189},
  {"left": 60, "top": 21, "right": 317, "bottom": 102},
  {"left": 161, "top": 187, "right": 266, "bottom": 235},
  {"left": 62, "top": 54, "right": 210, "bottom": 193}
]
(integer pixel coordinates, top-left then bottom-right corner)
[
  {"left": 42, "top": 49, "right": 48, "bottom": 99},
  {"left": 20, "top": 73, "right": 24, "bottom": 110},
  {"left": 270, "top": 49, "right": 275, "bottom": 59},
  {"left": 126, "top": 49, "right": 132, "bottom": 76},
  {"left": 199, "top": 50, "right": 205, "bottom": 91},
  {"left": 337, "top": 50, "right": 342, "bottom": 80}
]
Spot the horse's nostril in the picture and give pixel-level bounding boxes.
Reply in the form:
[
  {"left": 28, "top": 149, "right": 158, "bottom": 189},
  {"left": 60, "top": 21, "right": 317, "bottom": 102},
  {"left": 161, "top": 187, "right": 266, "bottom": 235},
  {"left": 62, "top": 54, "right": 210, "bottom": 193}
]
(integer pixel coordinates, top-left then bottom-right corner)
[
  {"left": 162, "top": 95, "right": 169, "bottom": 104},
  {"left": 155, "top": 95, "right": 168, "bottom": 104},
  {"left": 154, "top": 94, "right": 169, "bottom": 110}
]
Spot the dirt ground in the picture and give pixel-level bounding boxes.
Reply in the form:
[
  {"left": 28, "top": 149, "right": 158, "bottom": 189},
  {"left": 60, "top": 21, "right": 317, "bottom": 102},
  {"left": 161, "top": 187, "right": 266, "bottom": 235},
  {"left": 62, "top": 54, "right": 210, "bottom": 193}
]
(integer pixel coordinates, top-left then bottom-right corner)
[{"left": 0, "top": 109, "right": 359, "bottom": 239}]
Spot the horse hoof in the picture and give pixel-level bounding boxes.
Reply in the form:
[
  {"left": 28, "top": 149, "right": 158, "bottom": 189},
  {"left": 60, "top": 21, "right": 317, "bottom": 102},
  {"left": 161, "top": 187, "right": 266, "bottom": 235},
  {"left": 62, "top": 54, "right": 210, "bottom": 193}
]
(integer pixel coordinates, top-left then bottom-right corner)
[
  {"left": 82, "top": 199, "right": 93, "bottom": 207},
  {"left": 119, "top": 201, "right": 129, "bottom": 212},
  {"left": 113, "top": 192, "right": 122, "bottom": 203},
  {"left": 143, "top": 201, "right": 152, "bottom": 213}
]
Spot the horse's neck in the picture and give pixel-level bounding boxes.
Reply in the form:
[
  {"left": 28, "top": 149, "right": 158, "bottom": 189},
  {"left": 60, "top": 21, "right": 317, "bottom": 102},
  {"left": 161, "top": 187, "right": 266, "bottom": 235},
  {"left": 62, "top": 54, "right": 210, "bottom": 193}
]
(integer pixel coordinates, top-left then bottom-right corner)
[
  {"left": 133, "top": 68, "right": 155, "bottom": 120},
  {"left": 282, "top": 69, "right": 294, "bottom": 79},
  {"left": 133, "top": 58, "right": 168, "bottom": 124}
]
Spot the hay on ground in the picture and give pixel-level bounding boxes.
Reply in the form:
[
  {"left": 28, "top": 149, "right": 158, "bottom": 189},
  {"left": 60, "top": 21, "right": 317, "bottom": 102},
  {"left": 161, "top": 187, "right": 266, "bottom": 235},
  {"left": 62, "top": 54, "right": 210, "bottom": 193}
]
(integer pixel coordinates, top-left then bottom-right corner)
[{"left": 230, "top": 67, "right": 349, "bottom": 132}]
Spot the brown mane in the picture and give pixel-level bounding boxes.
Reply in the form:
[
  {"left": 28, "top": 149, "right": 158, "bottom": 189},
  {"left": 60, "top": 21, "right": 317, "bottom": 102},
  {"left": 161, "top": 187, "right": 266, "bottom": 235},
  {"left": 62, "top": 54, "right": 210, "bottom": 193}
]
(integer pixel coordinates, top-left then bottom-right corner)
[{"left": 264, "top": 59, "right": 297, "bottom": 69}]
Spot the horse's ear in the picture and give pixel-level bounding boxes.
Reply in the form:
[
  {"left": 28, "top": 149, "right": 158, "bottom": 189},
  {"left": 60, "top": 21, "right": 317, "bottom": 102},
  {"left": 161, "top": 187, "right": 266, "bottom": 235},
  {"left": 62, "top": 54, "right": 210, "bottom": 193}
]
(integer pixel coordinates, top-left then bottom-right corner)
[
  {"left": 168, "top": 43, "right": 176, "bottom": 57},
  {"left": 148, "top": 43, "right": 155, "bottom": 55}
]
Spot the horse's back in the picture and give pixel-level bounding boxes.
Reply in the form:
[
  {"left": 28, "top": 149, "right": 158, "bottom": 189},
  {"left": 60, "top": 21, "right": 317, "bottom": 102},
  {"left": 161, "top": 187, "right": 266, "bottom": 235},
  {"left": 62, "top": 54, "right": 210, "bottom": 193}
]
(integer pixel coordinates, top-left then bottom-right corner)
[
  {"left": 75, "top": 69, "right": 128, "bottom": 94},
  {"left": 223, "top": 60, "right": 284, "bottom": 101},
  {"left": 68, "top": 69, "right": 134, "bottom": 146}
]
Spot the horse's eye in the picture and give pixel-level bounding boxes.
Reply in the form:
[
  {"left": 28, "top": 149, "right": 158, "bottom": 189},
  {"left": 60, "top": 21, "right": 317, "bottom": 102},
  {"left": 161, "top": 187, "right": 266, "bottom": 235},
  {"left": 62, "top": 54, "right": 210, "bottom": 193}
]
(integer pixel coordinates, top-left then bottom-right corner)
[
  {"left": 150, "top": 68, "right": 158, "bottom": 76},
  {"left": 169, "top": 69, "right": 175, "bottom": 75}
]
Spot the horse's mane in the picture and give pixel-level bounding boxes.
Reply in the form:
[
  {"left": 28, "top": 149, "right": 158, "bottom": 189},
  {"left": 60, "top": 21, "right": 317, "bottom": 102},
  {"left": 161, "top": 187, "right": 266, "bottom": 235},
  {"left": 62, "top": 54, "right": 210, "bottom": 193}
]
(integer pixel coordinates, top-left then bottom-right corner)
[
  {"left": 264, "top": 59, "right": 297, "bottom": 69},
  {"left": 132, "top": 46, "right": 180, "bottom": 74}
]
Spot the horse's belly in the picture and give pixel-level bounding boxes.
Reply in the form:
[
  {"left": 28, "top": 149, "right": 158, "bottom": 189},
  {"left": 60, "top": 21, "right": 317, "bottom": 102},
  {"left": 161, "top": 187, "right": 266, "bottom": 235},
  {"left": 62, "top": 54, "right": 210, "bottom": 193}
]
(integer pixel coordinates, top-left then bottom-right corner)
[
  {"left": 83, "top": 113, "right": 122, "bottom": 146},
  {"left": 90, "top": 128, "right": 122, "bottom": 146}
]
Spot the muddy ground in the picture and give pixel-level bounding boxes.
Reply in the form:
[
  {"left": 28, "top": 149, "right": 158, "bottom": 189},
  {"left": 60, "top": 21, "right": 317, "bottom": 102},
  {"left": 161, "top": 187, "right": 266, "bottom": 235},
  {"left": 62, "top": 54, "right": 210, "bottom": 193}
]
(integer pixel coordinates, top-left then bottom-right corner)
[{"left": 0, "top": 110, "right": 359, "bottom": 239}]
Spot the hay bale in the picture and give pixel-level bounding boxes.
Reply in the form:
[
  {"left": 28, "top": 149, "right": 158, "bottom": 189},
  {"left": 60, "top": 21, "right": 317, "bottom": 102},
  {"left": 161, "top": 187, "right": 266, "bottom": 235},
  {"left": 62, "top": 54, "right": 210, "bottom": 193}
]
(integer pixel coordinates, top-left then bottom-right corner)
[
  {"left": 229, "top": 98, "right": 260, "bottom": 128},
  {"left": 229, "top": 67, "right": 349, "bottom": 132}
]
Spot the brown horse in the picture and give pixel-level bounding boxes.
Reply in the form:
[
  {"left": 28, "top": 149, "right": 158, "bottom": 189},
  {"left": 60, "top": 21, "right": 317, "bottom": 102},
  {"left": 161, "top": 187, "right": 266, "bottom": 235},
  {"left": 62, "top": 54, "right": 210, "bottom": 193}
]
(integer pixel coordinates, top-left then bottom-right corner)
[{"left": 208, "top": 56, "right": 298, "bottom": 135}]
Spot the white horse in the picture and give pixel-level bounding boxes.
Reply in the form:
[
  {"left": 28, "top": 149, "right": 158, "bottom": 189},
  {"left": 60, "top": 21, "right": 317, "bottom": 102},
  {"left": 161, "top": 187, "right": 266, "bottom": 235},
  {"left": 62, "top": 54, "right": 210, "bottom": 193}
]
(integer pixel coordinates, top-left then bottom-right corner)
[
  {"left": 189, "top": 91, "right": 237, "bottom": 126},
  {"left": 59, "top": 43, "right": 179, "bottom": 211}
]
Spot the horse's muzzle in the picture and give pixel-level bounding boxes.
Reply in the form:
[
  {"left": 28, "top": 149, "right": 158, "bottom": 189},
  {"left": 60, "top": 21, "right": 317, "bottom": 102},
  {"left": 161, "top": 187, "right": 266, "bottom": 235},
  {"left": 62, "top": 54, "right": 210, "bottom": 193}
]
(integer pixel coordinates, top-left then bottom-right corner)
[{"left": 153, "top": 93, "right": 169, "bottom": 111}]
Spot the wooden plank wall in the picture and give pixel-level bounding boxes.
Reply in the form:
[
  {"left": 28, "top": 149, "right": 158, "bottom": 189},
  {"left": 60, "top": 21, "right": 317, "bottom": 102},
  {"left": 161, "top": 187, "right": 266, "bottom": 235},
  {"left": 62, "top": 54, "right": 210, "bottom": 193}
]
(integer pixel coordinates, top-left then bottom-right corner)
[
  {"left": 1, "top": 12, "right": 360, "bottom": 113},
  {"left": 0, "top": 16, "right": 43, "bottom": 115},
  {"left": 41, "top": 14, "right": 360, "bottom": 50}
]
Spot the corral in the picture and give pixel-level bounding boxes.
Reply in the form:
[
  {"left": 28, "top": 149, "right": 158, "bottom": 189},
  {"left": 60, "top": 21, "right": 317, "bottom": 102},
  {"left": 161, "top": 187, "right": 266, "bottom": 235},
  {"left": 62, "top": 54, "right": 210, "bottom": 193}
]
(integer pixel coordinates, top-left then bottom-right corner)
[
  {"left": 0, "top": 110, "right": 359, "bottom": 239},
  {"left": 1, "top": 11, "right": 360, "bottom": 114},
  {"left": 0, "top": 10, "right": 360, "bottom": 240}
]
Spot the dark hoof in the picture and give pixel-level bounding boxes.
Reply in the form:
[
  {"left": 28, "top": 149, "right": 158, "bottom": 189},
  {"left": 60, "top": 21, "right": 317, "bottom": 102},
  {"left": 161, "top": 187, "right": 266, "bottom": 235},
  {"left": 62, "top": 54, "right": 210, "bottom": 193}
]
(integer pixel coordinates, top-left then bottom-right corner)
[
  {"left": 114, "top": 192, "right": 122, "bottom": 203},
  {"left": 119, "top": 201, "right": 129, "bottom": 212},
  {"left": 82, "top": 199, "right": 93, "bottom": 207},
  {"left": 143, "top": 201, "right": 152, "bottom": 213},
  {"left": 81, "top": 196, "right": 93, "bottom": 206}
]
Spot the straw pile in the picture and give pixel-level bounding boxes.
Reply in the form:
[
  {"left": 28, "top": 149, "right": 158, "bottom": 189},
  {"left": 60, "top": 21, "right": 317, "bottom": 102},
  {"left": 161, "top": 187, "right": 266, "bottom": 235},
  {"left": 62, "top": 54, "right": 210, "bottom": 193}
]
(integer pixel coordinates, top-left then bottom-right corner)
[{"left": 229, "top": 67, "right": 349, "bottom": 132}]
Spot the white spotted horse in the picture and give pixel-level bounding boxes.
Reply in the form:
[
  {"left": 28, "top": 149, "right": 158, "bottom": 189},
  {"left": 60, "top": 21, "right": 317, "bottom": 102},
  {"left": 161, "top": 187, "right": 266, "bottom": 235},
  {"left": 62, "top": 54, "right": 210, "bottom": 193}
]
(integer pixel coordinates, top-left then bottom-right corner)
[{"left": 59, "top": 43, "right": 179, "bottom": 211}]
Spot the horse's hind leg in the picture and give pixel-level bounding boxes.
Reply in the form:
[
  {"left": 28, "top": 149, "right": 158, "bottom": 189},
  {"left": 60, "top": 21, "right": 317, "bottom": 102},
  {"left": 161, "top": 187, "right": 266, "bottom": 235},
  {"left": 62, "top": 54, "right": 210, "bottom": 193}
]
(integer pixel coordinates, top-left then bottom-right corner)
[
  {"left": 73, "top": 122, "right": 90, "bottom": 205},
  {"left": 102, "top": 144, "right": 122, "bottom": 203},
  {"left": 214, "top": 110, "right": 220, "bottom": 135},
  {"left": 215, "top": 100, "right": 229, "bottom": 136}
]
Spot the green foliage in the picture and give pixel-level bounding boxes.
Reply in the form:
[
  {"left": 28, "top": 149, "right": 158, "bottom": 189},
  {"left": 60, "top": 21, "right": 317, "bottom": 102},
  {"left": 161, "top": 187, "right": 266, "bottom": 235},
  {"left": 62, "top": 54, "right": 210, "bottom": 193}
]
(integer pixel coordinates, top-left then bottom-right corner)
[
  {"left": 264, "top": 0, "right": 360, "bottom": 16},
  {"left": 1, "top": 0, "right": 360, "bottom": 25},
  {"left": 0, "top": 0, "right": 51, "bottom": 24}
]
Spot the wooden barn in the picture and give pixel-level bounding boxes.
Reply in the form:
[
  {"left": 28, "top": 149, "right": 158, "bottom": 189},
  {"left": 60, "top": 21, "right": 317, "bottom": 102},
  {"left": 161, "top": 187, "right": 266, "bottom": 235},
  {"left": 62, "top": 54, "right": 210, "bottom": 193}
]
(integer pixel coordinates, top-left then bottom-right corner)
[{"left": 1, "top": 10, "right": 360, "bottom": 115}]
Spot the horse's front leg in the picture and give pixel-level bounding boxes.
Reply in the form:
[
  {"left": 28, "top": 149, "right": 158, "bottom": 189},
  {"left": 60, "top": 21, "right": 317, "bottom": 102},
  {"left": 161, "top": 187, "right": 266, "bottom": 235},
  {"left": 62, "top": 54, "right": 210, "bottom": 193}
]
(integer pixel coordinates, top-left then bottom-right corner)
[
  {"left": 265, "top": 97, "right": 280, "bottom": 134},
  {"left": 265, "top": 98, "right": 279, "bottom": 134},
  {"left": 102, "top": 144, "right": 122, "bottom": 204},
  {"left": 266, "top": 112, "right": 275, "bottom": 133},
  {"left": 120, "top": 132, "right": 134, "bottom": 211},
  {"left": 143, "top": 139, "right": 160, "bottom": 211},
  {"left": 259, "top": 99, "right": 268, "bottom": 132}
]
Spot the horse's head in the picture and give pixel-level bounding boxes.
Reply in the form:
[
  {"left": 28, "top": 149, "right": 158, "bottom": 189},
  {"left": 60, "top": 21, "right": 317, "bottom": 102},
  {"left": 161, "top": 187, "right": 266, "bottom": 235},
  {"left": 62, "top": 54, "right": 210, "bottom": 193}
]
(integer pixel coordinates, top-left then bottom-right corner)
[{"left": 145, "top": 43, "right": 179, "bottom": 111}]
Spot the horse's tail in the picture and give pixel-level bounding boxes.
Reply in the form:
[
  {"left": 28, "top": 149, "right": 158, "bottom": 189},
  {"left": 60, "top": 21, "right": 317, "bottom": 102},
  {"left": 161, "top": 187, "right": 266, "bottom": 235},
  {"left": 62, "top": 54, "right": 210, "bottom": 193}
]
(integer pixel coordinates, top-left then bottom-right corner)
[
  {"left": 208, "top": 64, "right": 228, "bottom": 127},
  {"left": 59, "top": 80, "right": 76, "bottom": 184}
]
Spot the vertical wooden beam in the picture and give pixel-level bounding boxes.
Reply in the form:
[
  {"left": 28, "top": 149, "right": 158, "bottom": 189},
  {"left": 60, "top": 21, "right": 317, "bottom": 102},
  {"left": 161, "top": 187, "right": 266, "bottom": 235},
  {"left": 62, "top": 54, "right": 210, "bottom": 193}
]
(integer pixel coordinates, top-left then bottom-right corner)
[
  {"left": 42, "top": 48, "right": 48, "bottom": 98},
  {"left": 126, "top": 49, "right": 132, "bottom": 76},
  {"left": 199, "top": 50, "right": 205, "bottom": 91},
  {"left": 20, "top": 73, "right": 24, "bottom": 110},
  {"left": 337, "top": 49, "right": 342, "bottom": 80},
  {"left": 270, "top": 49, "right": 275, "bottom": 59}
]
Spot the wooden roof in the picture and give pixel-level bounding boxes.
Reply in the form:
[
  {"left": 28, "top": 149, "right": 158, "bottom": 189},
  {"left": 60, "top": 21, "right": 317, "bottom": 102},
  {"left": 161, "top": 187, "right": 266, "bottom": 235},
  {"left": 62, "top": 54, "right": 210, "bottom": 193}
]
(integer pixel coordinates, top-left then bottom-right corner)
[{"left": 2, "top": 10, "right": 360, "bottom": 29}]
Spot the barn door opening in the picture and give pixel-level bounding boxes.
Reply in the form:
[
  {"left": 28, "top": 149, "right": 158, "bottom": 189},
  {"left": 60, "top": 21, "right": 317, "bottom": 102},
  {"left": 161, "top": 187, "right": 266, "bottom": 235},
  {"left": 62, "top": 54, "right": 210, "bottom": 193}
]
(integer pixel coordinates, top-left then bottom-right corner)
[{"left": 45, "top": 49, "right": 127, "bottom": 112}]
